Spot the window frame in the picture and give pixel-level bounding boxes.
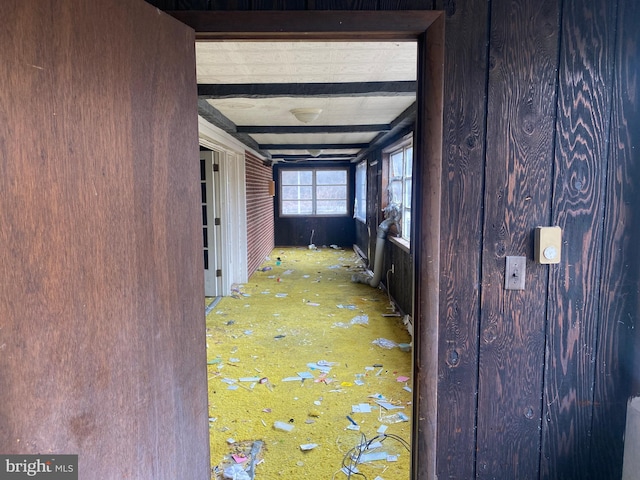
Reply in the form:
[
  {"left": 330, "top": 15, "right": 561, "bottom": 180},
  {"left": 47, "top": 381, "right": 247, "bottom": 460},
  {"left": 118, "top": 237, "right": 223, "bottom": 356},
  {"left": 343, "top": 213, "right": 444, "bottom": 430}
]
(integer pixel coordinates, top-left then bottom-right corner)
[
  {"left": 382, "top": 134, "right": 413, "bottom": 244},
  {"left": 278, "top": 167, "right": 350, "bottom": 217},
  {"left": 354, "top": 160, "right": 367, "bottom": 223}
]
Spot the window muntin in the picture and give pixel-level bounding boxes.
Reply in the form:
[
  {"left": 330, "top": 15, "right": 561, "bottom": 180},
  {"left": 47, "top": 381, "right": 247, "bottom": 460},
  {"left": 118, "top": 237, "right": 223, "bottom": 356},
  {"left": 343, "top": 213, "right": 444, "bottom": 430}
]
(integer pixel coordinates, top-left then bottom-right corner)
[
  {"left": 280, "top": 168, "right": 348, "bottom": 216},
  {"left": 354, "top": 161, "right": 367, "bottom": 222}
]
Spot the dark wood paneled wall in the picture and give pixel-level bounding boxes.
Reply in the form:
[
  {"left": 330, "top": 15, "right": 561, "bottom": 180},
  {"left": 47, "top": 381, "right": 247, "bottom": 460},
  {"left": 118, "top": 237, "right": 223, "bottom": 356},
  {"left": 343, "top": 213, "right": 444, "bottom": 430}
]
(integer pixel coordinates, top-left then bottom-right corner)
[
  {"left": 273, "top": 162, "right": 356, "bottom": 247},
  {"left": 434, "top": 0, "right": 489, "bottom": 476},
  {"left": 354, "top": 149, "right": 413, "bottom": 316},
  {"left": 589, "top": 0, "right": 639, "bottom": 473},
  {"left": 383, "top": 242, "right": 413, "bottom": 315},
  {"left": 0, "top": 1, "right": 209, "bottom": 478},
  {"left": 542, "top": 0, "right": 618, "bottom": 476},
  {"left": 616, "top": 0, "right": 640, "bottom": 402},
  {"left": 149, "top": 1, "right": 639, "bottom": 478},
  {"left": 245, "top": 151, "right": 275, "bottom": 275},
  {"left": 274, "top": 216, "right": 356, "bottom": 247},
  {"left": 477, "top": 0, "right": 560, "bottom": 477},
  {"left": 354, "top": 150, "right": 382, "bottom": 265}
]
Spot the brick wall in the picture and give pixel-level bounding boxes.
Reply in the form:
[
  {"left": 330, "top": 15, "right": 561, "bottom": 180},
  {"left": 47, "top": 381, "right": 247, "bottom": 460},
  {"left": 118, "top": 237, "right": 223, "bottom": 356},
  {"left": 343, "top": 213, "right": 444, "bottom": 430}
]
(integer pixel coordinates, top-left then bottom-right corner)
[{"left": 245, "top": 151, "right": 274, "bottom": 276}]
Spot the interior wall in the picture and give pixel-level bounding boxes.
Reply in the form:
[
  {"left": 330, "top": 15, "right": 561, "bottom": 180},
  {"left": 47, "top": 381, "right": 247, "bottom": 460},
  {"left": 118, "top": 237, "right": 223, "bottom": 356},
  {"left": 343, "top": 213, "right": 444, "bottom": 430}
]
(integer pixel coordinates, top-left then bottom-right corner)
[
  {"left": 438, "top": 0, "right": 639, "bottom": 478},
  {"left": 245, "top": 151, "right": 275, "bottom": 275},
  {"left": 477, "top": 0, "right": 558, "bottom": 475},
  {"left": 434, "top": 1, "right": 488, "bottom": 476},
  {"left": 0, "top": 1, "right": 210, "bottom": 478},
  {"left": 355, "top": 147, "right": 413, "bottom": 316},
  {"left": 273, "top": 162, "right": 356, "bottom": 248}
]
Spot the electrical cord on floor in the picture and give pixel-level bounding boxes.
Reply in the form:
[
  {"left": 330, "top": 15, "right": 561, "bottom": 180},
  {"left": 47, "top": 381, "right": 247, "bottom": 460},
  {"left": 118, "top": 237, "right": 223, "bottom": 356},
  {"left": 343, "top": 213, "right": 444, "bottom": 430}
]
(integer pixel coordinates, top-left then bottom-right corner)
[
  {"left": 386, "top": 268, "right": 395, "bottom": 312},
  {"left": 332, "top": 432, "right": 411, "bottom": 480}
]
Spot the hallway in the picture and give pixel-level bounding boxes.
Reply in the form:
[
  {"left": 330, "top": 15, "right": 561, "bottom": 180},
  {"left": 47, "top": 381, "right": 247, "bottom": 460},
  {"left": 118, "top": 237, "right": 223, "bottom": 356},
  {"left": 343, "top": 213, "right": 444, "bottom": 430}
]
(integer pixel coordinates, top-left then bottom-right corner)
[{"left": 206, "top": 247, "right": 413, "bottom": 479}]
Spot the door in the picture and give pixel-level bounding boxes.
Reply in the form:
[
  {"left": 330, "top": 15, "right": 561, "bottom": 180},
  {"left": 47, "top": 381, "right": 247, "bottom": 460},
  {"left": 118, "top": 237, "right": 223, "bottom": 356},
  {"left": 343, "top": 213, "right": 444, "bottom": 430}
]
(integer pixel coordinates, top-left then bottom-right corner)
[
  {"left": 0, "top": 1, "right": 210, "bottom": 478},
  {"left": 200, "top": 145, "right": 249, "bottom": 296},
  {"left": 219, "top": 149, "right": 249, "bottom": 292},
  {"left": 202, "top": 150, "right": 223, "bottom": 296}
]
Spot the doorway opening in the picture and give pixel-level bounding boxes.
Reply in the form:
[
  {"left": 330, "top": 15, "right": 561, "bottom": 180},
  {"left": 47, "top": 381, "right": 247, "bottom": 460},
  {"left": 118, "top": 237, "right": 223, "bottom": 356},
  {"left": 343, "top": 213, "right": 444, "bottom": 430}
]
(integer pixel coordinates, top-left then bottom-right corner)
[
  {"left": 172, "top": 10, "right": 445, "bottom": 479},
  {"left": 198, "top": 38, "right": 418, "bottom": 476}
]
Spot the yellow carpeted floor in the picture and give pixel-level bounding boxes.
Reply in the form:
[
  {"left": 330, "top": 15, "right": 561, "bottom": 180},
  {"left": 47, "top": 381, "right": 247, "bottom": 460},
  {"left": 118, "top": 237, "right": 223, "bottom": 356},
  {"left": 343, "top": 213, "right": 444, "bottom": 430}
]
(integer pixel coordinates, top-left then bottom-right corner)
[{"left": 206, "top": 247, "right": 413, "bottom": 480}]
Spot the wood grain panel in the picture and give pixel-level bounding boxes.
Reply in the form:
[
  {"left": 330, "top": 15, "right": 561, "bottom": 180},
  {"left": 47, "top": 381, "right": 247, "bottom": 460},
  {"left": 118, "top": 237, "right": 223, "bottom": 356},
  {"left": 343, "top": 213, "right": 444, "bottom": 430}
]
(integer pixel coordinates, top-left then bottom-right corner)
[
  {"left": 0, "top": 1, "right": 208, "bottom": 478},
  {"left": 412, "top": 13, "right": 445, "bottom": 480},
  {"left": 476, "top": 0, "right": 561, "bottom": 477},
  {"left": 433, "top": 0, "right": 489, "bottom": 477},
  {"left": 177, "top": 0, "right": 208, "bottom": 9},
  {"left": 274, "top": 217, "right": 356, "bottom": 247},
  {"left": 209, "top": 0, "right": 252, "bottom": 9},
  {"left": 588, "top": 0, "right": 640, "bottom": 476},
  {"left": 146, "top": 0, "right": 178, "bottom": 9},
  {"left": 245, "top": 152, "right": 275, "bottom": 276},
  {"left": 353, "top": 153, "right": 377, "bottom": 264},
  {"left": 540, "top": 0, "right": 617, "bottom": 477},
  {"left": 384, "top": 241, "right": 413, "bottom": 315},
  {"left": 170, "top": 10, "right": 441, "bottom": 40},
  {"left": 369, "top": 150, "right": 383, "bottom": 262},
  {"left": 368, "top": 152, "right": 382, "bottom": 262},
  {"left": 354, "top": 220, "right": 369, "bottom": 257},
  {"left": 378, "top": 0, "right": 433, "bottom": 9},
  {"left": 306, "top": 0, "right": 379, "bottom": 9},
  {"left": 250, "top": 0, "right": 308, "bottom": 9}
]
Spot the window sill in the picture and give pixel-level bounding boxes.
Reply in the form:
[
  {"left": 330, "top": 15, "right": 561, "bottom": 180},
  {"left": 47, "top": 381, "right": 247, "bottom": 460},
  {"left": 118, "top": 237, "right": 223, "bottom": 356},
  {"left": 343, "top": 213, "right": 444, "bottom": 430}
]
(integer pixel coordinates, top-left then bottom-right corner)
[
  {"left": 279, "top": 214, "right": 350, "bottom": 218},
  {"left": 389, "top": 235, "right": 410, "bottom": 253}
]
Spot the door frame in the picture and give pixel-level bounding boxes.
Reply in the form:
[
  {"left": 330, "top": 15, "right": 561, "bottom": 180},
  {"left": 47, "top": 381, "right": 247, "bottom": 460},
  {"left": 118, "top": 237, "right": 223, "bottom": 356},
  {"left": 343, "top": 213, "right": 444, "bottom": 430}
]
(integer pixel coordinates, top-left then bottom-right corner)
[
  {"left": 199, "top": 120, "right": 250, "bottom": 296},
  {"left": 171, "top": 10, "right": 445, "bottom": 479},
  {"left": 200, "top": 150, "right": 223, "bottom": 296}
]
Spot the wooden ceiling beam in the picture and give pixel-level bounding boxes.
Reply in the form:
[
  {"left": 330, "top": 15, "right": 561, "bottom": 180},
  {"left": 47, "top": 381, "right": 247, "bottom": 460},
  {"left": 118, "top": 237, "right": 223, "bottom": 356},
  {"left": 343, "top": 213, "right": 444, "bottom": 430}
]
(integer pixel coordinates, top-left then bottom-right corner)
[
  {"left": 197, "top": 100, "right": 271, "bottom": 158},
  {"left": 271, "top": 153, "right": 356, "bottom": 160},
  {"left": 197, "top": 81, "right": 416, "bottom": 98},
  {"left": 352, "top": 102, "right": 416, "bottom": 163},
  {"left": 237, "top": 124, "right": 390, "bottom": 134},
  {"left": 259, "top": 143, "right": 368, "bottom": 150}
]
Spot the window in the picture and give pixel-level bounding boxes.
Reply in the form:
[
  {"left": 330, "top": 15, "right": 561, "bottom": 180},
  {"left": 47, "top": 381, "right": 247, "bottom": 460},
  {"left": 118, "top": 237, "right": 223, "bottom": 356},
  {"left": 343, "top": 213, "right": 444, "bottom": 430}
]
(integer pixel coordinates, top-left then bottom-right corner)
[
  {"left": 280, "top": 168, "right": 348, "bottom": 216},
  {"left": 384, "top": 136, "right": 413, "bottom": 242},
  {"left": 354, "top": 161, "right": 367, "bottom": 222}
]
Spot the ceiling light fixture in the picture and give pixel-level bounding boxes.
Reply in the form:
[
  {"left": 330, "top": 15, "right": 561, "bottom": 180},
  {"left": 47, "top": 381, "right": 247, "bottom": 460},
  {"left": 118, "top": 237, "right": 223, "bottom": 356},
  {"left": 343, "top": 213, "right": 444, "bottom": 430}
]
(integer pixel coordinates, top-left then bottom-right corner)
[
  {"left": 307, "top": 149, "right": 323, "bottom": 157},
  {"left": 290, "top": 108, "right": 322, "bottom": 123}
]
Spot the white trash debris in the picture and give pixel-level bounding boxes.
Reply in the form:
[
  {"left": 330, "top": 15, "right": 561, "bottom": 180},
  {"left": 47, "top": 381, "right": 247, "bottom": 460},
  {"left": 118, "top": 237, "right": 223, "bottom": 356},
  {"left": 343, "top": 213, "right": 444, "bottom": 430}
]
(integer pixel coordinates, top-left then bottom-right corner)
[
  {"left": 223, "top": 464, "right": 250, "bottom": 480},
  {"left": 372, "top": 338, "right": 397, "bottom": 349},
  {"left": 350, "top": 315, "right": 369, "bottom": 325},
  {"left": 273, "top": 421, "right": 294, "bottom": 432}
]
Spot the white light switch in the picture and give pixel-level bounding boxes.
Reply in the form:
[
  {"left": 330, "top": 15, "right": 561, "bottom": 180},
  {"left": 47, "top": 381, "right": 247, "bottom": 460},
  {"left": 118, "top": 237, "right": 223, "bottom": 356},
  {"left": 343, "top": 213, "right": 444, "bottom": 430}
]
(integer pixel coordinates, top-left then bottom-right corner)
[
  {"left": 505, "top": 256, "right": 526, "bottom": 290},
  {"left": 535, "top": 227, "right": 562, "bottom": 264}
]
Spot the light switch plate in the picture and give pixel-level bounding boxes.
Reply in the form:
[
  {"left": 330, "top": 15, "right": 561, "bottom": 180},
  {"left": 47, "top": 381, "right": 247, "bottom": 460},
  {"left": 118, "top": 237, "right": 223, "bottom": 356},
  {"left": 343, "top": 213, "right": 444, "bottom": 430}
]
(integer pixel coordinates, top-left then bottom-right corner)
[
  {"left": 505, "top": 256, "right": 526, "bottom": 290},
  {"left": 535, "top": 226, "right": 562, "bottom": 264}
]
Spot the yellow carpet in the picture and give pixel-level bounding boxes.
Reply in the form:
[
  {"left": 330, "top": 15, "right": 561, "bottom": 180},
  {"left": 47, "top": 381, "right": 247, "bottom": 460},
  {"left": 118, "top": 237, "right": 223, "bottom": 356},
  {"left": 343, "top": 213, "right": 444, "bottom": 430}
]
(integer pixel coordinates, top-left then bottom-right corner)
[{"left": 206, "top": 247, "right": 413, "bottom": 480}]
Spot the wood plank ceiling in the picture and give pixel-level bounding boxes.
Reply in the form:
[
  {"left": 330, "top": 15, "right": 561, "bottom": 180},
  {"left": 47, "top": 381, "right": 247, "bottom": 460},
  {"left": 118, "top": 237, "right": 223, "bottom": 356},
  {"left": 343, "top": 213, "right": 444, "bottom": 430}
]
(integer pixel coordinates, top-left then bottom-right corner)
[{"left": 196, "top": 41, "right": 417, "bottom": 163}]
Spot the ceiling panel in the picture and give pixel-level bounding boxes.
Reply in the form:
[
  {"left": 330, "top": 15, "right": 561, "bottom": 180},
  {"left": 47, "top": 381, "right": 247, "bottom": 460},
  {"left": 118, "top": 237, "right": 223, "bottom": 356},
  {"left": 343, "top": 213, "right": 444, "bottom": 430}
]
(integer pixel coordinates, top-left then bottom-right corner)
[
  {"left": 249, "top": 132, "right": 379, "bottom": 146},
  {"left": 269, "top": 149, "right": 362, "bottom": 155},
  {"left": 206, "top": 96, "right": 415, "bottom": 127},
  {"left": 196, "top": 41, "right": 417, "bottom": 161},
  {"left": 197, "top": 41, "right": 417, "bottom": 84}
]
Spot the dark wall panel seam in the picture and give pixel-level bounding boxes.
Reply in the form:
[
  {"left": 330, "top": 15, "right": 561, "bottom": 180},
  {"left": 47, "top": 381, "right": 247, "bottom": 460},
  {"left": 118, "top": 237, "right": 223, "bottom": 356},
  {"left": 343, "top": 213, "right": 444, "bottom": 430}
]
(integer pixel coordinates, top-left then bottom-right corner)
[
  {"left": 473, "top": 2, "right": 493, "bottom": 476},
  {"left": 538, "top": 0, "right": 564, "bottom": 472}
]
